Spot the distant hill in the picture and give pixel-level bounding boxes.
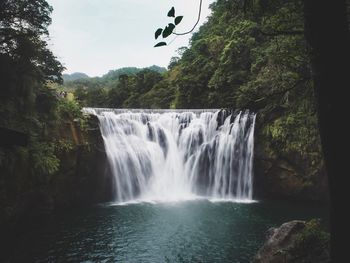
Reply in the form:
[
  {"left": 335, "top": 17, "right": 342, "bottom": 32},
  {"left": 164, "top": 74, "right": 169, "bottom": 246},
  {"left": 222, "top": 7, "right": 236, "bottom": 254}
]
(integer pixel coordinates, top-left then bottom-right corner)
[
  {"left": 62, "top": 65, "right": 167, "bottom": 89},
  {"left": 147, "top": 65, "right": 167, "bottom": 73},
  {"left": 62, "top": 65, "right": 166, "bottom": 85},
  {"left": 102, "top": 67, "right": 143, "bottom": 81},
  {"left": 102, "top": 65, "right": 167, "bottom": 81},
  {"left": 63, "top": 72, "right": 90, "bottom": 83}
]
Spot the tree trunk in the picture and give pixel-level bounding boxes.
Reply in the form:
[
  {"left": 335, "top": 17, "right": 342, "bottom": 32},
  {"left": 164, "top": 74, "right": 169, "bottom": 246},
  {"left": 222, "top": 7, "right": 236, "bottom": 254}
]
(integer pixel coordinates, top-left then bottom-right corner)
[{"left": 304, "top": 0, "right": 350, "bottom": 261}]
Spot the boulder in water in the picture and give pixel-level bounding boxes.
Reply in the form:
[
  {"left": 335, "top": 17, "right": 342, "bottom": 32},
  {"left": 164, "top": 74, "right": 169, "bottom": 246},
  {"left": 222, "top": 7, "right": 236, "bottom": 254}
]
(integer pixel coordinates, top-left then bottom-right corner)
[{"left": 253, "top": 219, "right": 330, "bottom": 263}]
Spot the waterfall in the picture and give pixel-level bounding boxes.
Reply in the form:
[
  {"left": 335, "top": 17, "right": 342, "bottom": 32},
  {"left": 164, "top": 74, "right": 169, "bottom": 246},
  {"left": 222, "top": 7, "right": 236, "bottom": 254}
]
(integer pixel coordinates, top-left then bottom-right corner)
[{"left": 83, "top": 108, "right": 256, "bottom": 203}]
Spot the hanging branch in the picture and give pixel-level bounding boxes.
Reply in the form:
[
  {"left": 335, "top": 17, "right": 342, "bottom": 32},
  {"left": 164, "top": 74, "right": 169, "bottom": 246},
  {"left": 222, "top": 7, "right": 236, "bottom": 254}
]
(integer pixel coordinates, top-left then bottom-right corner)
[
  {"left": 173, "top": 0, "right": 203, "bottom": 36},
  {"left": 154, "top": 0, "right": 203, "bottom": 47},
  {"left": 259, "top": 29, "right": 304, "bottom": 36}
]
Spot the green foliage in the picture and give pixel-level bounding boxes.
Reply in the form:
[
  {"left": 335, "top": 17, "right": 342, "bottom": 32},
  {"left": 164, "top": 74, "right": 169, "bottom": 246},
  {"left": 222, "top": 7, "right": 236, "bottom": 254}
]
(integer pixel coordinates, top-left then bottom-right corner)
[
  {"left": 264, "top": 110, "right": 319, "bottom": 156},
  {"left": 55, "top": 139, "right": 74, "bottom": 153},
  {"left": 57, "top": 98, "right": 82, "bottom": 120},
  {"left": 0, "top": 0, "right": 64, "bottom": 84},
  {"left": 63, "top": 72, "right": 89, "bottom": 83},
  {"left": 71, "top": 68, "right": 168, "bottom": 108},
  {"left": 85, "top": 88, "right": 109, "bottom": 107},
  {"left": 64, "top": 66, "right": 165, "bottom": 91},
  {"left": 0, "top": 0, "right": 91, "bottom": 223},
  {"left": 0, "top": 0, "right": 64, "bottom": 129},
  {"left": 64, "top": 66, "right": 166, "bottom": 97},
  {"left": 122, "top": 69, "right": 164, "bottom": 108},
  {"left": 30, "top": 142, "right": 60, "bottom": 176},
  {"left": 139, "top": 80, "right": 176, "bottom": 108},
  {"left": 36, "top": 86, "right": 59, "bottom": 116}
]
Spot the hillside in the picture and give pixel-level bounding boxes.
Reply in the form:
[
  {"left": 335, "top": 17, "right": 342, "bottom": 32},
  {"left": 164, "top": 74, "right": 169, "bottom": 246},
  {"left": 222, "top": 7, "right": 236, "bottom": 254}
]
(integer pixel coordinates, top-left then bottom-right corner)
[
  {"left": 63, "top": 72, "right": 90, "bottom": 82},
  {"left": 62, "top": 65, "right": 166, "bottom": 91},
  {"left": 102, "top": 65, "right": 166, "bottom": 81}
]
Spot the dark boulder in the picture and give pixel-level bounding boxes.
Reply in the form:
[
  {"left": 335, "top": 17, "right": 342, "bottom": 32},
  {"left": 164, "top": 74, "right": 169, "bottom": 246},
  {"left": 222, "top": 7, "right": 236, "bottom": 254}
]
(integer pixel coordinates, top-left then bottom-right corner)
[
  {"left": 254, "top": 220, "right": 306, "bottom": 263},
  {"left": 253, "top": 220, "right": 330, "bottom": 263}
]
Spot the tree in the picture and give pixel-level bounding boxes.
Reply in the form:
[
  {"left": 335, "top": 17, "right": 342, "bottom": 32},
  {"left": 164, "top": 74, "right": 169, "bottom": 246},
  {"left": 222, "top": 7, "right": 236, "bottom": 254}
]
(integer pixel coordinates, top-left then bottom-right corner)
[
  {"left": 0, "top": 0, "right": 64, "bottom": 123},
  {"left": 0, "top": 0, "right": 65, "bottom": 236},
  {"left": 1, "top": 0, "right": 65, "bottom": 151},
  {"left": 0, "top": 0, "right": 64, "bottom": 84},
  {"left": 303, "top": 1, "right": 350, "bottom": 260}
]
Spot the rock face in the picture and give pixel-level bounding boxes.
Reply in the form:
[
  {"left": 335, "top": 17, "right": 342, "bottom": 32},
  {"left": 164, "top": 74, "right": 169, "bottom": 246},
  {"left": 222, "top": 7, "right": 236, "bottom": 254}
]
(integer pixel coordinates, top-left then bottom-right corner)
[
  {"left": 253, "top": 152, "right": 329, "bottom": 202},
  {"left": 252, "top": 113, "right": 329, "bottom": 202},
  {"left": 51, "top": 114, "right": 114, "bottom": 208},
  {"left": 254, "top": 220, "right": 306, "bottom": 263},
  {"left": 253, "top": 220, "right": 330, "bottom": 263}
]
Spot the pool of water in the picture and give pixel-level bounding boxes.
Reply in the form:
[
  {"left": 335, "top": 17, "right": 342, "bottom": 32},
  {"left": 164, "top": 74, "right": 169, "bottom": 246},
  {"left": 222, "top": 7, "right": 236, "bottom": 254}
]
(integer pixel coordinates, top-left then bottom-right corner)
[{"left": 9, "top": 199, "right": 328, "bottom": 262}]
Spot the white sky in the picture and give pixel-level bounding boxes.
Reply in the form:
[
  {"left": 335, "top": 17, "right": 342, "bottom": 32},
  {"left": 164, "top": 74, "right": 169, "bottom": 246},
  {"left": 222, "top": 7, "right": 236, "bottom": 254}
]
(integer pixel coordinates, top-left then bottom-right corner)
[{"left": 47, "top": 0, "right": 215, "bottom": 77}]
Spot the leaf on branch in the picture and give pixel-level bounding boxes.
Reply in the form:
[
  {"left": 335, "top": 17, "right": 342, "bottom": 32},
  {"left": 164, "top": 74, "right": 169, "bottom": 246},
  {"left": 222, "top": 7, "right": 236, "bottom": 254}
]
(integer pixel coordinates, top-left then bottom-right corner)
[
  {"left": 167, "top": 7, "right": 175, "bottom": 17},
  {"left": 154, "top": 42, "right": 167, "bottom": 47},
  {"left": 162, "top": 23, "right": 175, "bottom": 38},
  {"left": 174, "top": 16, "right": 183, "bottom": 25},
  {"left": 155, "top": 28, "right": 163, "bottom": 39}
]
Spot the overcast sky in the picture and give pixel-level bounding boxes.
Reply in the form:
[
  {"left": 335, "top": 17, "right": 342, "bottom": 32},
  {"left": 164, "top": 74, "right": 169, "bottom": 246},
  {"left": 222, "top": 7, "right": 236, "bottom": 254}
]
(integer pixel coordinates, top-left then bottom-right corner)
[{"left": 47, "top": 0, "right": 215, "bottom": 77}]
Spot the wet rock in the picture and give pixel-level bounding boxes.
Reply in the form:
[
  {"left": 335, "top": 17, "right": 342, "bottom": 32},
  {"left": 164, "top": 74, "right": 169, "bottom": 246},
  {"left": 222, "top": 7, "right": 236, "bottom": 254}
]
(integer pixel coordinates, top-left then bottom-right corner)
[
  {"left": 254, "top": 220, "right": 306, "bottom": 263},
  {"left": 157, "top": 128, "right": 168, "bottom": 157},
  {"left": 253, "top": 220, "right": 330, "bottom": 263}
]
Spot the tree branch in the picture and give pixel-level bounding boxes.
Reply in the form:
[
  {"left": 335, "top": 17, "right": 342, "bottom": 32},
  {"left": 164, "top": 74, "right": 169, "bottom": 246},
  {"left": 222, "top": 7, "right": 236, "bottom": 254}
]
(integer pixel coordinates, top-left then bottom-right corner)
[
  {"left": 173, "top": 0, "right": 203, "bottom": 36},
  {"left": 266, "top": 77, "right": 309, "bottom": 98},
  {"left": 238, "top": 77, "right": 309, "bottom": 111},
  {"left": 259, "top": 29, "right": 304, "bottom": 36}
]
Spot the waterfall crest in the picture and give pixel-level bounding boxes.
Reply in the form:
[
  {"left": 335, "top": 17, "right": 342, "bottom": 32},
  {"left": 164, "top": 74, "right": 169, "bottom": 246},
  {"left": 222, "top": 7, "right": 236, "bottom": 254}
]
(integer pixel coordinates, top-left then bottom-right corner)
[{"left": 84, "top": 108, "right": 256, "bottom": 203}]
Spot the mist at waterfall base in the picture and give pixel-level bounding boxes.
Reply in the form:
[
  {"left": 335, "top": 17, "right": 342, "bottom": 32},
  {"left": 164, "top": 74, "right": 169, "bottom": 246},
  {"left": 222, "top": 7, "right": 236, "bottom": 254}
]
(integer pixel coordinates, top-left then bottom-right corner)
[{"left": 87, "top": 108, "right": 256, "bottom": 204}]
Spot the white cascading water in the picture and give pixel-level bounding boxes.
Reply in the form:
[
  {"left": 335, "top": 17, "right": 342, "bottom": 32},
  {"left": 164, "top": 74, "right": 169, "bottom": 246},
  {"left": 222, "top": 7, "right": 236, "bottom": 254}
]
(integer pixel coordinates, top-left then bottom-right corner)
[{"left": 83, "top": 108, "right": 256, "bottom": 203}]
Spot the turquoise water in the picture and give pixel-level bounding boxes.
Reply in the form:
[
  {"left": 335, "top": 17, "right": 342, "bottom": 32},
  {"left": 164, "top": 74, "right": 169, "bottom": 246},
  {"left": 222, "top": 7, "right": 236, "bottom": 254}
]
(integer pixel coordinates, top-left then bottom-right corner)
[{"left": 11, "top": 199, "right": 328, "bottom": 262}]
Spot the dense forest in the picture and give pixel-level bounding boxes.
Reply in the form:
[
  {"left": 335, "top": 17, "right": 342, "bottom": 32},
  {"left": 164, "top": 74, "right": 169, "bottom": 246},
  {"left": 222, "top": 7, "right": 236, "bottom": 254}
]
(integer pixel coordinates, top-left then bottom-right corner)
[
  {"left": 59, "top": 65, "right": 167, "bottom": 108},
  {"left": 1, "top": 0, "right": 67, "bottom": 218},
  {"left": 2, "top": 0, "right": 346, "bottom": 261}
]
